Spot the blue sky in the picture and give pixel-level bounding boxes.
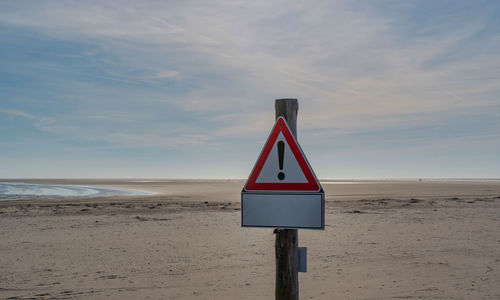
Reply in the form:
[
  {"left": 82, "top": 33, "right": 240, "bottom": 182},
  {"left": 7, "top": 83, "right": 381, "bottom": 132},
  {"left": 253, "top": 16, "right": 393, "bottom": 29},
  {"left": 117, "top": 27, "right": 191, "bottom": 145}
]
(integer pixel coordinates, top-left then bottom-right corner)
[{"left": 1, "top": 1, "right": 499, "bottom": 179}]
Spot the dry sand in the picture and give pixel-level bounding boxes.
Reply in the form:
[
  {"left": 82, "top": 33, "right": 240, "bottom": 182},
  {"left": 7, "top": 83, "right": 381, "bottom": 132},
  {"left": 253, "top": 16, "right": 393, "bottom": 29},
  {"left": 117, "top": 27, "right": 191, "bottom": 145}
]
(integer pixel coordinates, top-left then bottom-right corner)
[{"left": 1, "top": 179, "right": 500, "bottom": 299}]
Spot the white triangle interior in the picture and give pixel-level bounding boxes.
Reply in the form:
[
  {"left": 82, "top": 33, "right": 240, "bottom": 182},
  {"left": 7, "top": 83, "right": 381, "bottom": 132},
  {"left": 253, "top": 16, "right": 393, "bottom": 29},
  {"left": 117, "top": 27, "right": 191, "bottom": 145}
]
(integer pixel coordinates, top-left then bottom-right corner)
[{"left": 255, "top": 132, "right": 308, "bottom": 183}]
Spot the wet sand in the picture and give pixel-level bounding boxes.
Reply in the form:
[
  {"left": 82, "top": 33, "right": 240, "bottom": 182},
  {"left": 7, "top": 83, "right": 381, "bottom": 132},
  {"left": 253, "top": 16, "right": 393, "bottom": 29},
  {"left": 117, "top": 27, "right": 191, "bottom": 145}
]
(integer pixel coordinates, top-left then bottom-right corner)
[{"left": 1, "top": 179, "right": 500, "bottom": 299}]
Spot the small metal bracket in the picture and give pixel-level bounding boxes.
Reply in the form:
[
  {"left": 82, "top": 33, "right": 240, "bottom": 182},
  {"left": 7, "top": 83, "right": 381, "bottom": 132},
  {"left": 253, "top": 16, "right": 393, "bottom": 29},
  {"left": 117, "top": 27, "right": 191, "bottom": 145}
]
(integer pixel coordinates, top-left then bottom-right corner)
[{"left": 298, "top": 247, "right": 307, "bottom": 273}]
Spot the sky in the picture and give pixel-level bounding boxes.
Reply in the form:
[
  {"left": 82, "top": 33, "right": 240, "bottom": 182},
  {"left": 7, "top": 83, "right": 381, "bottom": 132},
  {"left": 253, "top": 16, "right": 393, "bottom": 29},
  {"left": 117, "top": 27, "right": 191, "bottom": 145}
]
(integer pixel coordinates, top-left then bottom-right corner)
[{"left": 1, "top": 0, "right": 499, "bottom": 179}]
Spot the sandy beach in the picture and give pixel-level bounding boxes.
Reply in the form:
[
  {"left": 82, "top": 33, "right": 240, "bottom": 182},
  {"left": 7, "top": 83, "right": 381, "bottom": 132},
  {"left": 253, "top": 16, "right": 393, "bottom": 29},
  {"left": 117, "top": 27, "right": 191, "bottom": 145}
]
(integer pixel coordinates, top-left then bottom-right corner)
[{"left": 1, "top": 179, "right": 500, "bottom": 299}]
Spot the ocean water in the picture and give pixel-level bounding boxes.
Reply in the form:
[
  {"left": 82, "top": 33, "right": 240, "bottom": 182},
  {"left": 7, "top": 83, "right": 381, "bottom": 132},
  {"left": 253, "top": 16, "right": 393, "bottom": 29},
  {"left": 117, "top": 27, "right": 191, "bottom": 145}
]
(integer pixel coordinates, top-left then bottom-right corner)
[{"left": 0, "top": 182, "right": 146, "bottom": 201}]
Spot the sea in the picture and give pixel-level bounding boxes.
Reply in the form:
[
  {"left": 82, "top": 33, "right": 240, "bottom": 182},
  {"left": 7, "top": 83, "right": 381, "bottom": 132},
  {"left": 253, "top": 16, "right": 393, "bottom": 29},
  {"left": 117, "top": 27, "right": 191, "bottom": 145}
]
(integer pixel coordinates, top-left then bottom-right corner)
[{"left": 0, "top": 182, "right": 145, "bottom": 201}]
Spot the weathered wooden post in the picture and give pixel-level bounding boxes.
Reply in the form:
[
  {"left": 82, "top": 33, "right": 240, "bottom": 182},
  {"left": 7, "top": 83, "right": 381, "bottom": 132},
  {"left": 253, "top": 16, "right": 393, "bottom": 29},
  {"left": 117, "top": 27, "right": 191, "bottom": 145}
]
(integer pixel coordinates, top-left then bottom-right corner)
[
  {"left": 241, "top": 98, "right": 324, "bottom": 300},
  {"left": 274, "top": 98, "right": 299, "bottom": 300}
]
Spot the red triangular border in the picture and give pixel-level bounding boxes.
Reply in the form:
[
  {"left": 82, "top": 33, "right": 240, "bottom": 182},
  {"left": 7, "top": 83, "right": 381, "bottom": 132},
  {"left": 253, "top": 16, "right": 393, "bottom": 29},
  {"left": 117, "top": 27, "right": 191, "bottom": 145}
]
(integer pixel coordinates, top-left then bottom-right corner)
[{"left": 244, "top": 116, "right": 320, "bottom": 191}]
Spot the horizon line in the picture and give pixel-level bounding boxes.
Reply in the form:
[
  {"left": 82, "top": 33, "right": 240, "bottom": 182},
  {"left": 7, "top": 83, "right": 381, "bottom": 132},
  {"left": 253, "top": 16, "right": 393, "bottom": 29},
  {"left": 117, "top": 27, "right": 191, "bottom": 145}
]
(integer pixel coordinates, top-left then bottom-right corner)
[{"left": 2, "top": 177, "right": 500, "bottom": 181}]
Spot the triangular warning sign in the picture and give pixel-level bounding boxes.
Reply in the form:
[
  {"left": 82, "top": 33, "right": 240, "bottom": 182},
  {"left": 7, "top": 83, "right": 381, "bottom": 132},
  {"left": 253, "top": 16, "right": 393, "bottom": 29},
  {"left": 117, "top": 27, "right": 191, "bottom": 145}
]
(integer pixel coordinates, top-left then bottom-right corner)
[{"left": 244, "top": 116, "right": 321, "bottom": 192}]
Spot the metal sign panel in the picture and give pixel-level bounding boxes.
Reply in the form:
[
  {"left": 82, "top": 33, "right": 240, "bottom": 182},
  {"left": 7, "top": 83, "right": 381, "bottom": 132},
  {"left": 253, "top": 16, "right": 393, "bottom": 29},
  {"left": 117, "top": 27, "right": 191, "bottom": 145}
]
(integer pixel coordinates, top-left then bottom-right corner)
[
  {"left": 244, "top": 116, "right": 320, "bottom": 192},
  {"left": 241, "top": 192, "right": 324, "bottom": 229}
]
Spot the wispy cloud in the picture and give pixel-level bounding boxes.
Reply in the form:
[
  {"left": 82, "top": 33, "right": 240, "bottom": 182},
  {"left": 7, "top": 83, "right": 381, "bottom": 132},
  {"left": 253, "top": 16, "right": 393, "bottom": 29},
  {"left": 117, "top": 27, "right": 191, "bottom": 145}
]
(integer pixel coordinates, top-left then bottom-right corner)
[
  {"left": 153, "top": 70, "right": 181, "bottom": 79},
  {"left": 0, "top": 109, "right": 35, "bottom": 119},
  {"left": 0, "top": 108, "right": 55, "bottom": 127},
  {"left": 105, "top": 132, "right": 211, "bottom": 148}
]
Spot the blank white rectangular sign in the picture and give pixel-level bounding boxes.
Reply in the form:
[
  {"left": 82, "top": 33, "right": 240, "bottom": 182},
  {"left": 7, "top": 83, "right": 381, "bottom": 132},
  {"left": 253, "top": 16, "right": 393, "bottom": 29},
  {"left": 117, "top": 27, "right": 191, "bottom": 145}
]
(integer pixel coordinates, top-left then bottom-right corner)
[{"left": 241, "top": 193, "right": 324, "bottom": 229}]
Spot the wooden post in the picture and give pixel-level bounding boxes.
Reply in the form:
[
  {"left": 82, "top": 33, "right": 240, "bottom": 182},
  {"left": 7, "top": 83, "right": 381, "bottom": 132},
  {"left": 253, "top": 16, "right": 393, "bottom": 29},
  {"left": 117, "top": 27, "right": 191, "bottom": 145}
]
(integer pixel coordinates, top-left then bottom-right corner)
[{"left": 274, "top": 98, "right": 299, "bottom": 300}]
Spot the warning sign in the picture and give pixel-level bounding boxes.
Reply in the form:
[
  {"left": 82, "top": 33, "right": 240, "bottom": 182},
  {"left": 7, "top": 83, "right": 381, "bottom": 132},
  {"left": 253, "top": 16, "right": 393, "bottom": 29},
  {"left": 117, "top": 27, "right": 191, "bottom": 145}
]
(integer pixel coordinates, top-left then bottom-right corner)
[{"left": 244, "top": 116, "right": 320, "bottom": 192}]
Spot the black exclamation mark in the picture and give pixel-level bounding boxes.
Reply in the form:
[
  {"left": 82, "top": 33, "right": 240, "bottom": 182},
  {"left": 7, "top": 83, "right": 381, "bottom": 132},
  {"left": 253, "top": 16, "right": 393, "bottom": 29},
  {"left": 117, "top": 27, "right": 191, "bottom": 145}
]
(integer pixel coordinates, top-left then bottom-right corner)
[{"left": 277, "top": 141, "right": 285, "bottom": 180}]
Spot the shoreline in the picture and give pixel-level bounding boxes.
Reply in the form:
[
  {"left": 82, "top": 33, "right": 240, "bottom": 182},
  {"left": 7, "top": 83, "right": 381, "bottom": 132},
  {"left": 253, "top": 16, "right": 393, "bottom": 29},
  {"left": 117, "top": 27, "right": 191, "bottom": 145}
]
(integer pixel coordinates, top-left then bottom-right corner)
[{"left": 0, "top": 181, "right": 149, "bottom": 201}]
